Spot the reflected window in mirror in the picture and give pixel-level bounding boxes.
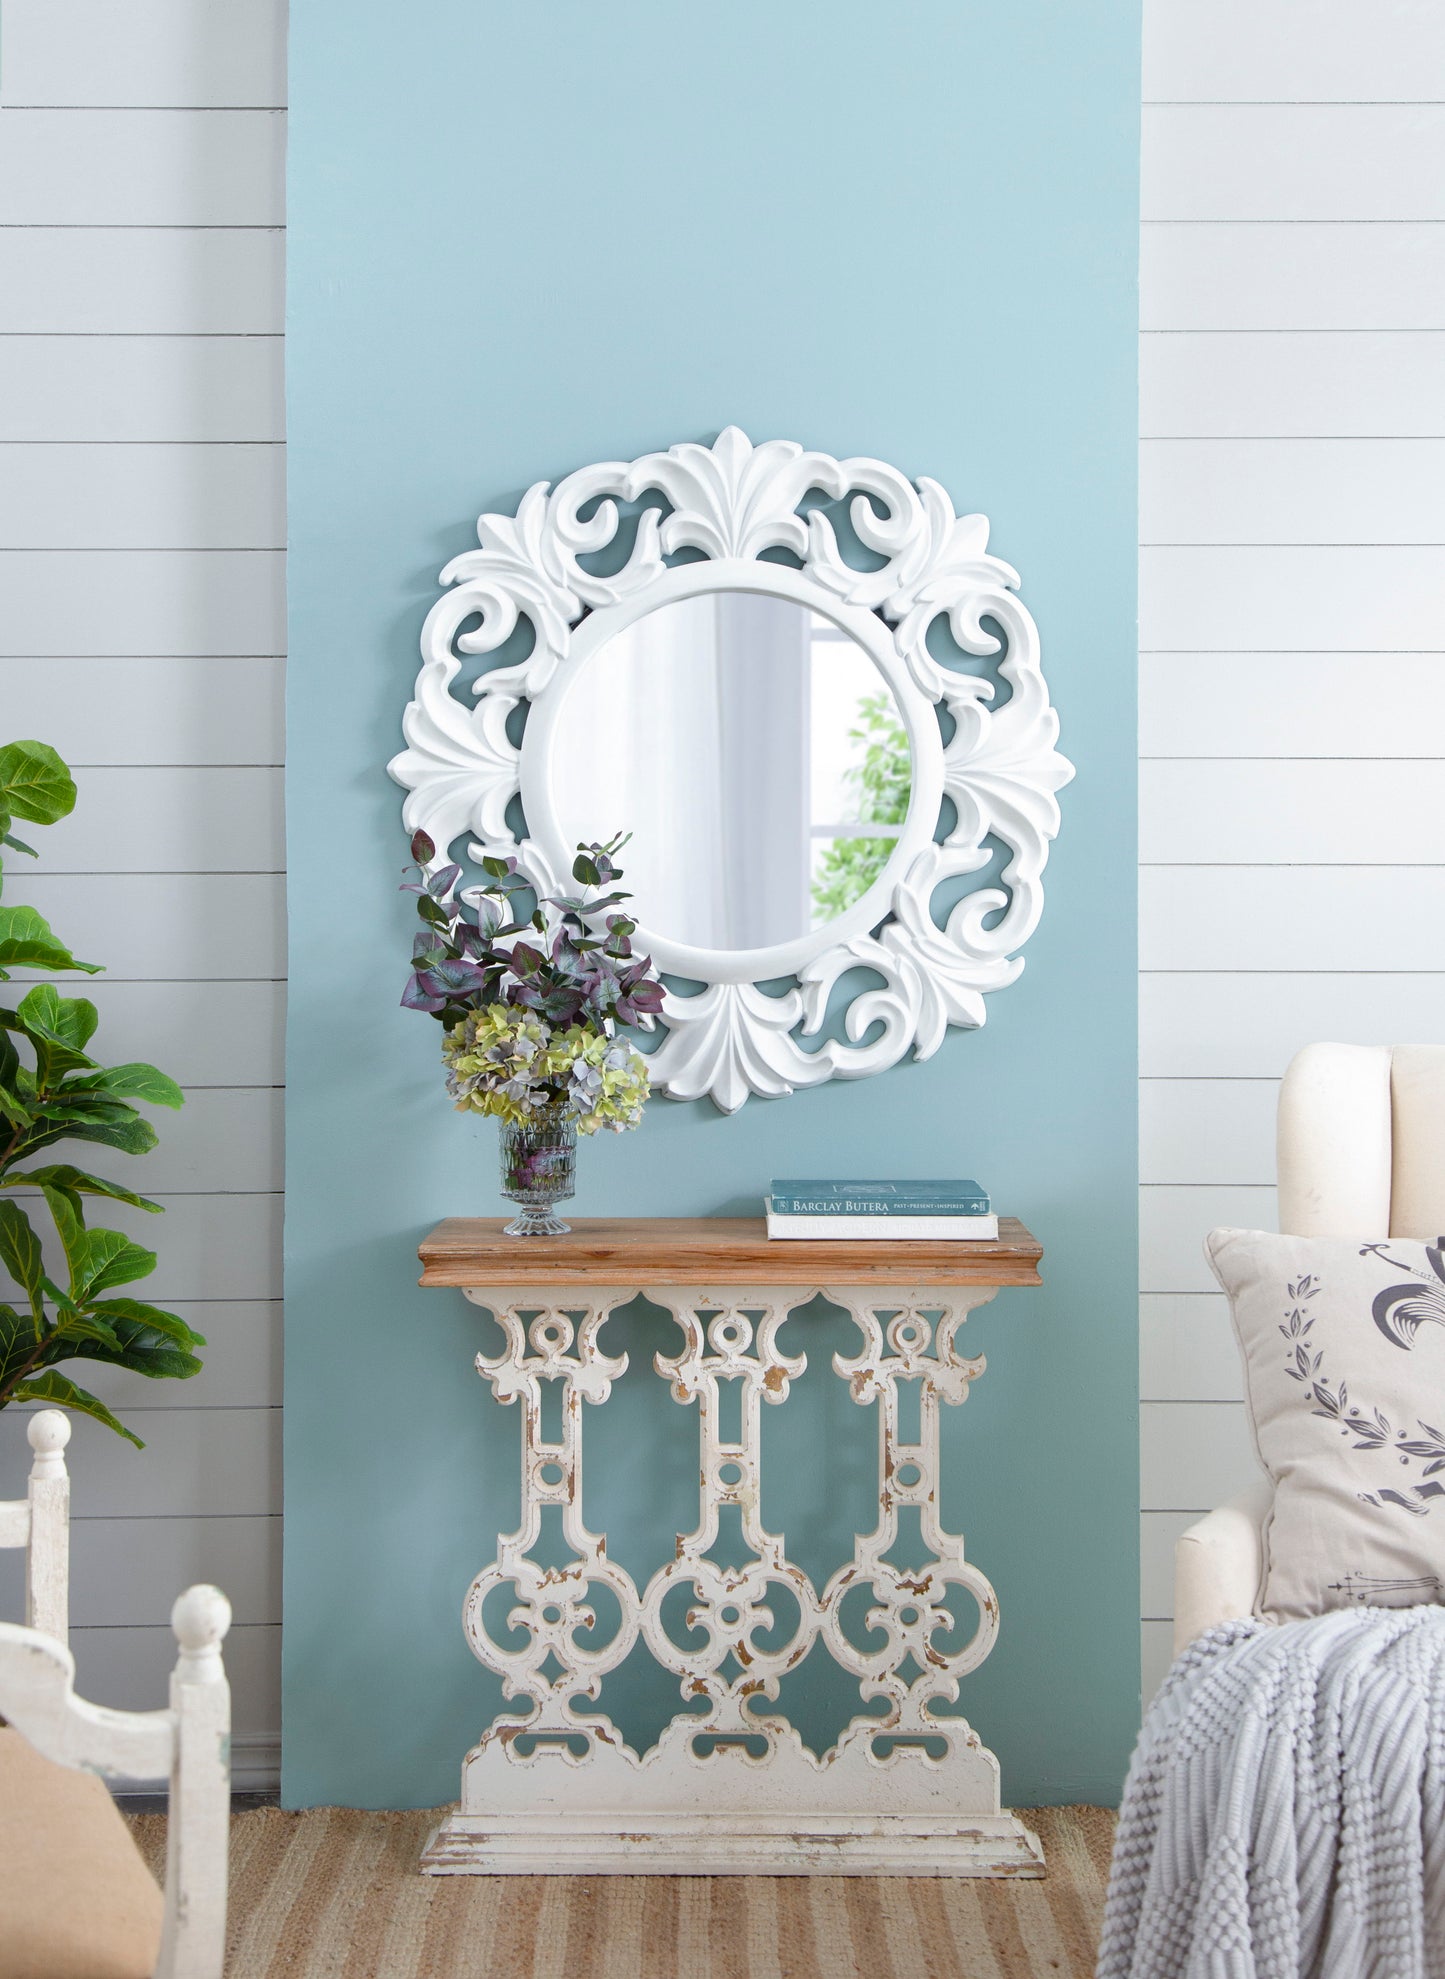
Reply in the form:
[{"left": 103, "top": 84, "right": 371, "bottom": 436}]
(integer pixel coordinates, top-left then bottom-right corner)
[{"left": 550, "top": 593, "right": 913, "bottom": 953}]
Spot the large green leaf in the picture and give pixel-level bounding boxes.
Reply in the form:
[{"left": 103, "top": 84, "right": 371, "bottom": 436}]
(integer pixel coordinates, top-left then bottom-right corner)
[
  {"left": 72, "top": 1062, "right": 183, "bottom": 1109},
  {"left": 0, "top": 904, "right": 99, "bottom": 979},
  {"left": 65, "top": 1225, "right": 157, "bottom": 1300},
  {"left": 0, "top": 743, "right": 76, "bottom": 828},
  {"left": 0, "top": 1200, "right": 43, "bottom": 1307},
  {"left": 2, "top": 1163, "right": 161, "bottom": 1213},
  {"left": 89, "top": 1063, "right": 183, "bottom": 1109},
  {"left": 22, "top": 1103, "right": 157, "bottom": 1158},
  {"left": 15, "top": 984, "right": 98, "bottom": 1077},
  {"left": 90, "top": 1297, "right": 204, "bottom": 1351},
  {"left": 0, "top": 1303, "right": 38, "bottom": 1390},
  {"left": 62, "top": 1299, "right": 203, "bottom": 1380},
  {"left": 9, "top": 1371, "right": 141, "bottom": 1447},
  {"left": 38, "top": 1181, "right": 85, "bottom": 1272}
]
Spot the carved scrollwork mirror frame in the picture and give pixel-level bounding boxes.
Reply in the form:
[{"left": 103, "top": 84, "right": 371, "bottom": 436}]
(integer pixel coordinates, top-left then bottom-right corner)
[{"left": 388, "top": 427, "right": 1073, "bottom": 1113}]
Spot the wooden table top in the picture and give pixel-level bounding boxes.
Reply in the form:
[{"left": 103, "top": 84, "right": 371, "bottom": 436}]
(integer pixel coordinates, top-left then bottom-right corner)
[{"left": 418, "top": 1216, "right": 1042, "bottom": 1289}]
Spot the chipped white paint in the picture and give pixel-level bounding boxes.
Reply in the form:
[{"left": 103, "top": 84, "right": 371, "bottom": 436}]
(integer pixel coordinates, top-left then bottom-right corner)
[
  {"left": 0, "top": 1410, "right": 232, "bottom": 1977},
  {"left": 0, "top": 1410, "right": 71, "bottom": 1643},
  {"left": 0, "top": 1584, "right": 232, "bottom": 1977},
  {"left": 389, "top": 427, "right": 1073, "bottom": 1112},
  {"left": 423, "top": 1283, "right": 1043, "bottom": 1877}
]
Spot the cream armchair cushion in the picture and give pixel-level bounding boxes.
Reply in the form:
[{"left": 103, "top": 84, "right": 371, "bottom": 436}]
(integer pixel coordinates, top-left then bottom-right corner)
[
  {"left": 1207, "top": 1226, "right": 1445, "bottom": 1623},
  {"left": 1173, "top": 1044, "right": 1445, "bottom": 1655}
]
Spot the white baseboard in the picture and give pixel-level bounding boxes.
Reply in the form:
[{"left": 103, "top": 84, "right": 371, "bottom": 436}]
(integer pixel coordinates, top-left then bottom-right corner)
[
  {"left": 230, "top": 1731, "right": 281, "bottom": 1794},
  {"left": 110, "top": 1730, "right": 280, "bottom": 1800}
]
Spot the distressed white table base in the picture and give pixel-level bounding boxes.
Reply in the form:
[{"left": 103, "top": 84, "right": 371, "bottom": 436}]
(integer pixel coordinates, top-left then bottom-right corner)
[{"left": 422, "top": 1283, "right": 1042, "bottom": 1878}]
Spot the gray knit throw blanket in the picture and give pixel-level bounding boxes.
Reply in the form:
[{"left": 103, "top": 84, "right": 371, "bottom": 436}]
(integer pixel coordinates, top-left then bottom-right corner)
[{"left": 1098, "top": 1605, "right": 1445, "bottom": 1979}]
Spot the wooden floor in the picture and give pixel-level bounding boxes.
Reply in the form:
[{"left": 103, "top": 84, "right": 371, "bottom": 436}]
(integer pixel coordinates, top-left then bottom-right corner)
[{"left": 129, "top": 1804, "right": 1115, "bottom": 1979}]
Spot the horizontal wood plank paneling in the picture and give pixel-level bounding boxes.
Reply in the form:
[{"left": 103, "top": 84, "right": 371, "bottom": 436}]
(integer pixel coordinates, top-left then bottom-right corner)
[
  {"left": 112, "top": 1195, "right": 280, "bottom": 1302},
  {"left": 1141, "top": 224, "right": 1445, "bottom": 330},
  {"left": 1137, "top": 0, "right": 1445, "bottom": 1671},
  {"left": 0, "top": 549, "right": 285, "bottom": 656},
  {"left": 1141, "top": 1080, "right": 1277, "bottom": 1185},
  {"left": 0, "top": 229, "right": 284, "bottom": 334},
  {"left": 1140, "top": 760, "right": 1445, "bottom": 864},
  {"left": 1141, "top": 1187, "right": 1276, "bottom": 1293},
  {"left": 1, "top": 1208, "right": 279, "bottom": 1318},
  {"left": 3, "top": 0, "right": 287, "bottom": 1787},
  {"left": 1143, "top": 106, "right": 1445, "bottom": 222},
  {"left": 0, "top": 1407, "right": 279, "bottom": 1518},
  {"left": 3, "top": 875, "right": 285, "bottom": 979},
  {"left": 62, "top": 1625, "right": 279, "bottom": 1745},
  {"left": 1141, "top": 1512, "right": 1199, "bottom": 1618},
  {"left": 0, "top": 1193, "right": 279, "bottom": 1304},
  {"left": 35, "top": 766, "right": 283, "bottom": 871},
  {"left": 59, "top": 981, "right": 285, "bottom": 1086},
  {"left": 0, "top": 337, "right": 284, "bottom": 443},
  {"left": 1140, "top": 1294, "right": 1243, "bottom": 1403},
  {"left": 0, "top": 443, "right": 285, "bottom": 549},
  {"left": 1141, "top": 545, "right": 1445, "bottom": 650},
  {"left": 82, "top": 1302, "right": 282, "bottom": 1412},
  {"left": 0, "top": 0, "right": 287, "bottom": 107},
  {"left": 1141, "top": 333, "right": 1445, "bottom": 439},
  {"left": 1140, "top": 1401, "right": 1258, "bottom": 1510},
  {"left": 1144, "top": 0, "right": 1445, "bottom": 102},
  {"left": 1141, "top": 973, "right": 1445, "bottom": 1079},
  {"left": 0, "top": 1515, "right": 278, "bottom": 1626},
  {"left": 41, "top": 1086, "right": 283, "bottom": 1195},
  {"left": 1141, "top": 654, "right": 1445, "bottom": 756},
  {"left": 1140, "top": 438, "right": 1445, "bottom": 544},
  {"left": 1141, "top": 1620, "right": 1174, "bottom": 1705},
  {"left": 1140, "top": 868, "right": 1445, "bottom": 972},
  {"left": 0, "top": 111, "right": 285, "bottom": 225},
  {"left": 0, "top": 657, "right": 284, "bottom": 765}
]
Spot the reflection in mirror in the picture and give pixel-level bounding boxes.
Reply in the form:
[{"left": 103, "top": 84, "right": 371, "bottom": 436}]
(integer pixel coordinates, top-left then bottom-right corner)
[{"left": 550, "top": 592, "right": 913, "bottom": 952}]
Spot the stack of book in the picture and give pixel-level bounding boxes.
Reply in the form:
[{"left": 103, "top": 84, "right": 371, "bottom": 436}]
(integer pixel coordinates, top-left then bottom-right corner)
[{"left": 764, "top": 1179, "right": 997, "bottom": 1241}]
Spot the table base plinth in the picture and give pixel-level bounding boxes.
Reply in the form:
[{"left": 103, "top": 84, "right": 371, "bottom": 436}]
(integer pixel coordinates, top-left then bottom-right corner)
[{"left": 421, "top": 1811, "right": 1044, "bottom": 1878}]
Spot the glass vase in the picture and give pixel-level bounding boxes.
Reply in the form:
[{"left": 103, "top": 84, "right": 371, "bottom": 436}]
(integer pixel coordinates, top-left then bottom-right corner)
[{"left": 498, "top": 1103, "right": 577, "bottom": 1236}]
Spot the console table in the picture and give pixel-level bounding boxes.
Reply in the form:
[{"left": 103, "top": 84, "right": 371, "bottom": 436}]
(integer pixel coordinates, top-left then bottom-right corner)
[{"left": 416, "top": 1215, "right": 1045, "bottom": 1877}]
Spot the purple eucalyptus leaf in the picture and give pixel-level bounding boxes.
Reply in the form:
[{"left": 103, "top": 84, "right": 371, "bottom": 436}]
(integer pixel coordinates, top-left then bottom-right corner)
[
  {"left": 410, "top": 829, "right": 436, "bottom": 865},
  {"left": 401, "top": 974, "right": 447, "bottom": 1012}
]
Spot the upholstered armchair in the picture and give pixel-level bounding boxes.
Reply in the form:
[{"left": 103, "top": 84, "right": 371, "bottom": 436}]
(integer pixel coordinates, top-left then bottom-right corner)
[{"left": 1173, "top": 1042, "right": 1445, "bottom": 1653}]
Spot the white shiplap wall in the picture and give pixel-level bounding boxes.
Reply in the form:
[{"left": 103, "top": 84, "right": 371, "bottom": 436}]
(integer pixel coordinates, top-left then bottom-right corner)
[
  {"left": 0, "top": 1, "right": 285, "bottom": 1786},
  {"left": 1140, "top": 0, "right": 1445, "bottom": 1699}
]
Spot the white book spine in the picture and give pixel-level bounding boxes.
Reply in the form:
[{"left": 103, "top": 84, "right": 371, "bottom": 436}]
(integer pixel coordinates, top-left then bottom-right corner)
[{"left": 764, "top": 1205, "right": 1000, "bottom": 1242}]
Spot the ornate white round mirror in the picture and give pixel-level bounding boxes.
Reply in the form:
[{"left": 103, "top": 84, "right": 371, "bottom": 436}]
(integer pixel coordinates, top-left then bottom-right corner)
[{"left": 390, "top": 428, "right": 1072, "bottom": 1112}]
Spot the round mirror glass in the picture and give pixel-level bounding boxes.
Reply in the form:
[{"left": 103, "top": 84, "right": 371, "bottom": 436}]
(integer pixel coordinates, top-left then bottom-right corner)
[{"left": 548, "top": 591, "right": 913, "bottom": 952}]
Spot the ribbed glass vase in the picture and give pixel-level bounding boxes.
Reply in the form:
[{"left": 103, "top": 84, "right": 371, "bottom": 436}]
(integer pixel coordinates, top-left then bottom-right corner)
[{"left": 498, "top": 1102, "right": 577, "bottom": 1236}]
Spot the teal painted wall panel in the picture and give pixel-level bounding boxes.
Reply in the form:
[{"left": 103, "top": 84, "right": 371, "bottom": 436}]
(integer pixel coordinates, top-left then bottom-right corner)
[{"left": 285, "top": 1, "right": 1139, "bottom": 1807}]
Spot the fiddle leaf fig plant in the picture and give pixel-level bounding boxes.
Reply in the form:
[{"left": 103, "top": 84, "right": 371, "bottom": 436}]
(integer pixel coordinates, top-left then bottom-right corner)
[{"left": 0, "top": 740, "right": 204, "bottom": 1448}]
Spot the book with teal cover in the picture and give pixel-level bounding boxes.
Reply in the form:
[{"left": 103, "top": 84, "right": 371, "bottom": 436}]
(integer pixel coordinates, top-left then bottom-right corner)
[{"left": 768, "top": 1179, "right": 991, "bottom": 1217}]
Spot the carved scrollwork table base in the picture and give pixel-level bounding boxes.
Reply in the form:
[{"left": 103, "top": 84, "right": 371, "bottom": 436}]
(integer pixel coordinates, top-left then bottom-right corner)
[{"left": 418, "top": 1219, "right": 1044, "bottom": 1878}]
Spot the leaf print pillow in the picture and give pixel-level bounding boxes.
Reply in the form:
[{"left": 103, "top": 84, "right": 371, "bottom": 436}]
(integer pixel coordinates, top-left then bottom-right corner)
[{"left": 1207, "top": 1228, "right": 1445, "bottom": 1624}]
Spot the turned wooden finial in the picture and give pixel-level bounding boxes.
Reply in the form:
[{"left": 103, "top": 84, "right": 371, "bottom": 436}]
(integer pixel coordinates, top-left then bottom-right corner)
[
  {"left": 171, "top": 1584, "right": 232, "bottom": 1679},
  {"left": 26, "top": 1410, "right": 70, "bottom": 1479}
]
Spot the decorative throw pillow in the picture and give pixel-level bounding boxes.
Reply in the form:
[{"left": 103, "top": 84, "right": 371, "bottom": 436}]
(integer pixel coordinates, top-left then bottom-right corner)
[{"left": 1206, "top": 1226, "right": 1445, "bottom": 1624}]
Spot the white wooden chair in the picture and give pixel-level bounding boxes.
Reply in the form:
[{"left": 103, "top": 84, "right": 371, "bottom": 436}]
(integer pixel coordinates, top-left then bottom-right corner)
[
  {"left": 1174, "top": 1042, "right": 1445, "bottom": 1651},
  {"left": 0, "top": 1409, "right": 233, "bottom": 1979}
]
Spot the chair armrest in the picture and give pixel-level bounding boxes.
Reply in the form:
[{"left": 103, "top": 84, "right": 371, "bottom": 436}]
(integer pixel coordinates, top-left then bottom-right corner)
[{"left": 1172, "top": 1479, "right": 1272, "bottom": 1655}]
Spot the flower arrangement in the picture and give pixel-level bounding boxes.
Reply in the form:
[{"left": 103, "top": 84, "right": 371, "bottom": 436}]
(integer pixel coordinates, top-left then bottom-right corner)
[
  {"left": 401, "top": 830, "right": 664, "bottom": 1230},
  {"left": 440, "top": 1008, "right": 650, "bottom": 1134}
]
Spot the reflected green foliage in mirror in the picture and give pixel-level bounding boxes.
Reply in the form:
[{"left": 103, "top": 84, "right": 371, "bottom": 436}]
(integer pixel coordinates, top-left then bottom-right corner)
[{"left": 810, "top": 693, "right": 912, "bottom": 922}]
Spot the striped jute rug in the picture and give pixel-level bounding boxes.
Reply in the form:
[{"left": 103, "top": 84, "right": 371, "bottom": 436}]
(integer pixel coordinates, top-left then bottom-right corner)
[{"left": 129, "top": 1804, "right": 1113, "bottom": 1978}]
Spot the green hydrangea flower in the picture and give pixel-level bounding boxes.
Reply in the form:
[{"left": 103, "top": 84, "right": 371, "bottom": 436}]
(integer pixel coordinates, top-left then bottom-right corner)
[{"left": 441, "top": 1005, "right": 650, "bottom": 1133}]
